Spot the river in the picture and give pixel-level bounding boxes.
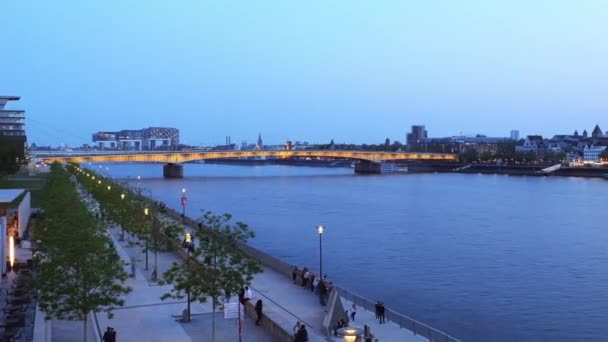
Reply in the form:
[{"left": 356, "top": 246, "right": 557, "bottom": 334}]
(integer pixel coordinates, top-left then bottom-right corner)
[{"left": 93, "top": 162, "right": 608, "bottom": 342}]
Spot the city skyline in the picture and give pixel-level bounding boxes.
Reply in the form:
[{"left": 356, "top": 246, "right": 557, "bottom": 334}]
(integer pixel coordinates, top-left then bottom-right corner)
[{"left": 1, "top": 1, "right": 607, "bottom": 146}]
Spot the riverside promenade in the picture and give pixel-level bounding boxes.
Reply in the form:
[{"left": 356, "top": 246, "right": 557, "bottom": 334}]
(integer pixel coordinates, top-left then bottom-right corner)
[{"left": 72, "top": 187, "right": 449, "bottom": 342}]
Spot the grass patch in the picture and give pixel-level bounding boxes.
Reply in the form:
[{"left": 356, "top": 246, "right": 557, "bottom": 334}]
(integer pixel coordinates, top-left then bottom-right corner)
[{"left": 0, "top": 171, "right": 49, "bottom": 207}]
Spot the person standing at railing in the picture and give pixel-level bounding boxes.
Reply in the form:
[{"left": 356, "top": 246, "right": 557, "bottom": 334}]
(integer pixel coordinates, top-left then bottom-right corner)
[{"left": 350, "top": 303, "right": 356, "bottom": 321}]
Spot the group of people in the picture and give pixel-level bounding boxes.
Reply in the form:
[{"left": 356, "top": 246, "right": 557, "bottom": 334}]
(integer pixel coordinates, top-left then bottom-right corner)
[
  {"left": 237, "top": 286, "right": 264, "bottom": 326},
  {"left": 292, "top": 266, "right": 331, "bottom": 306},
  {"left": 292, "top": 321, "right": 309, "bottom": 342},
  {"left": 375, "top": 301, "right": 386, "bottom": 324}
]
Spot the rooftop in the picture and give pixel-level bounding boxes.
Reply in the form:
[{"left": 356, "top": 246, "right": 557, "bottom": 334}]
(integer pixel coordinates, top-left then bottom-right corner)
[{"left": 0, "top": 96, "right": 20, "bottom": 101}]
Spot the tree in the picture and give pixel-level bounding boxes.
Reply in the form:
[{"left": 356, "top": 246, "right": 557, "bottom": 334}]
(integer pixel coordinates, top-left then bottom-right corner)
[
  {"left": 160, "top": 211, "right": 262, "bottom": 342},
  {"left": 461, "top": 149, "right": 479, "bottom": 163},
  {"left": 33, "top": 163, "right": 131, "bottom": 342}
]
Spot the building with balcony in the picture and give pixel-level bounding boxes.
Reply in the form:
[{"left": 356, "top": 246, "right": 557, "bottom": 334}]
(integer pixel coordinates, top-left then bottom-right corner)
[{"left": 0, "top": 96, "right": 26, "bottom": 163}]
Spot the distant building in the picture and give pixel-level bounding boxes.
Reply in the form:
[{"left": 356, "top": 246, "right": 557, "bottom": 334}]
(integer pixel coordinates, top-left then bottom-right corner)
[
  {"left": 406, "top": 125, "right": 427, "bottom": 149},
  {"left": 583, "top": 144, "right": 606, "bottom": 163},
  {"left": 255, "top": 133, "right": 263, "bottom": 151},
  {"left": 591, "top": 124, "right": 603, "bottom": 138},
  {"left": 92, "top": 127, "right": 179, "bottom": 150},
  {"left": 510, "top": 130, "right": 519, "bottom": 140},
  {"left": 0, "top": 96, "right": 27, "bottom": 163},
  {"left": 516, "top": 135, "right": 546, "bottom": 157}
]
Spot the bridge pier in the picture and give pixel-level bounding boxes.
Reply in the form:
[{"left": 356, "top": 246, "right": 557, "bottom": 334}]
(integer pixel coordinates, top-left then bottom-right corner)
[
  {"left": 163, "top": 163, "right": 183, "bottom": 178},
  {"left": 354, "top": 160, "right": 381, "bottom": 174}
]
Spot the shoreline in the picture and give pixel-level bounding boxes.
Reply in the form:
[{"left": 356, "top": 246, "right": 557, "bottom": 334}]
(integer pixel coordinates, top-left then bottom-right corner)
[{"left": 201, "top": 159, "right": 608, "bottom": 179}]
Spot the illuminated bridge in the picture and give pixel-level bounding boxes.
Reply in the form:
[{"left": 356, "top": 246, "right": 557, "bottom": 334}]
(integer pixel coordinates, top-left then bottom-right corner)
[{"left": 38, "top": 150, "right": 458, "bottom": 177}]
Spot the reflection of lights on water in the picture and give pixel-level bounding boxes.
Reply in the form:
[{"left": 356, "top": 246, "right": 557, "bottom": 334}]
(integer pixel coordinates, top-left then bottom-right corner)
[{"left": 9, "top": 236, "right": 15, "bottom": 268}]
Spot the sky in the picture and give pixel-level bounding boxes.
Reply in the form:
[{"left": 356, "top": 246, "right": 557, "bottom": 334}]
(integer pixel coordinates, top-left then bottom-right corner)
[{"left": 1, "top": 1, "right": 607, "bottom": 147}]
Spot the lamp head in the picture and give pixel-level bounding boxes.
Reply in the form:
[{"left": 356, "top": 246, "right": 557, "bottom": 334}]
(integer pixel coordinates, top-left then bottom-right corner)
[
  {"left": 185, "top": 233, "right": 191, "bottom": 243},
  {"left": 182, "top": 188, "right": 186, "bottom": 194},
  {"left": 317, "top": 225, "right": 324, "bottom": 234},
  {"left": 144, "top": 208, "right": 149, "bottom": 216},
  {"left": 107, "top": 185, "right": 111, "bottom": 191},
  {"left": 121, "top": 193, "right": 125, "bottom": 200}
]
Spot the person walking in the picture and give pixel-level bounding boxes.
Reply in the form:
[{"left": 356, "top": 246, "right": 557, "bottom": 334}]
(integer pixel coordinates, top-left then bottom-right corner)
[
  {"left": 292, "top": 266, "right": 298, "bottom": 284},
  {"left": 102, "top": 327, "right": 116, "bottom": 342},
  {"left": 295, "top": 325, "right": 309, "bottom": 342},
  {"left": 255, "top": 299, "right": 263, "bottom": 325},
  {"left": 350, "top": 303, "right": 357, "bottom": 322},
  {"left": 375, "top": 301, "right": 381, "bottom": 321},
  {"left": 293, "top": 321, "right": 302, "bottom": 336},
  {"left": 238, "top": 287, "right": 245, "bottom": 304}
]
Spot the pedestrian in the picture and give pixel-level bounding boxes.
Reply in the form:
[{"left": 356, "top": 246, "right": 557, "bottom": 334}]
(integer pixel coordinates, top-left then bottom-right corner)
[
  {"left": 312, "top": 275, "right": 320, "bottom": 294},
  {"left": 318, "top": 281, "right": 327, "bottom": 306},
  {"left": 301, "top": 267, "right": 309, "bottom": 287},
  {"left": 102, "top": 327, "right": 116, "bottom": 342},
  {"left": 238, "top": 287, "right": 245, "bottom": 304},
  {"left": 293, "top": 321, "right": 302, "bottom": 336},
  {"left": 244, "top": 286, "right": 252, "bottom": 302},
  {"left": 292, "top": 266, "right": 298, "bottom": 284},
  {"left": 309, "top": 273, "right": 316, "bottom": 292},
  {"left": 295, "top": 325, "right": 309, "bottom": 342},
  {"left": 350, "top": 303, "right": 356, "bottom": 322},
  {"left": 375, "top": 301, "right": 380, "bottom": 321},
  {"left": 255, "top": 299, "right": 263, "bottom": 325},
  {"left": 379, "top": 302, "right": 386, "bottom": 324}
]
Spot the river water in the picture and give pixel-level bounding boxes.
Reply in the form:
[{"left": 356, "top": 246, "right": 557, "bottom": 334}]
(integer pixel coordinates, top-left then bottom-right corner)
[{"left": 95, "top": 162, "right": 608, "bottom": 342}]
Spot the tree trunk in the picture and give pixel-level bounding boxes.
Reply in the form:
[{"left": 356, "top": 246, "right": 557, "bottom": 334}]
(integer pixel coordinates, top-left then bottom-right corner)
[
  {"left": 83, "top": 313, "right": 88, "bottom": 342},
  {"left": 212, "top": 296, "right": 216, "bottom": 342}
]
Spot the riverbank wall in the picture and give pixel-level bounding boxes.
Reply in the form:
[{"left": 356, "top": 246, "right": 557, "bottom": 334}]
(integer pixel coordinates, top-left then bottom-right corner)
[{"left": 166, "top": 205, "right": 461, "bottom": 342}]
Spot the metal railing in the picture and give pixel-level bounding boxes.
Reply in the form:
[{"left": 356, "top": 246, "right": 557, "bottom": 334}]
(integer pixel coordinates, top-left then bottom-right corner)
[
  {"left": 337, "top": 287, "right": 462, "bottom": 342},
  {"left": 162, "top": 204, "right": 463, "bottom": 342}
]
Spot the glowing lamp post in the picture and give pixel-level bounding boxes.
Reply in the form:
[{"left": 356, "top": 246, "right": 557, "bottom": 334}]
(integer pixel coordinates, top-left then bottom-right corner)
[
  {"left": 107, "top": 185, "right": 111, "bottom": 191},
  {"left": 183, "top": 232, "right": 193, "bottom": 322},
  {"left": 181, "top": 188, "right": 187, "bottom": 223},
  {"left": 120, "top": 193, "right": 126, "bottom": 241},
  {"left": 144, "top": 208, "right": 149, "bottom": 271},
  {"left": 317, "top": 225, "right": 324, "bottom": 278}
]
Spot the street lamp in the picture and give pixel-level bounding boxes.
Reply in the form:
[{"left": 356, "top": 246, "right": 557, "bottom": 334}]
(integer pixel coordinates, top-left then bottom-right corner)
[
  {"left": 143, "top": 208, "right": 149, "bottom": 271},
  {"left": 183, "top": 232, "right": 193, "bottom": 322},
  {"left": 120, "top": 193, "right": 126, "bottom": 241},
  {"left": 107, "top": 185, "right": 111, "bottom": 191},
  {"left": 98, "top": 180, "right": 101, "bottom": 185},
  {"left": 317, "top": 225, "right": 324, "bottom": 278},
  {"left": 181, "top": 188, "right": 187, "bottom": 223}
]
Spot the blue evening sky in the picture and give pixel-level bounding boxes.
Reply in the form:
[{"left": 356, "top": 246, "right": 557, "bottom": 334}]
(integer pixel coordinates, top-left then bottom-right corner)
[{"left": 1, "top": 1, "right": 606, "bottom": 147}]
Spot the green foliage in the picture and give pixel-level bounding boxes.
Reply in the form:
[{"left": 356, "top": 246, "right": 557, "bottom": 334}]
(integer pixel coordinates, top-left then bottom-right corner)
[
  {"left": 159, "top": 211, "right": 262, "bottom": 340},
  {"left": 33, "top": 163, "right": 131, "bottom": 342}
]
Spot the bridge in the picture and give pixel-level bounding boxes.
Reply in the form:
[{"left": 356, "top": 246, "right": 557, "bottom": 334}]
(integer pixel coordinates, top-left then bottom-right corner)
[{"left": 37, "top": 150, "right": 458, "bottom": 177}]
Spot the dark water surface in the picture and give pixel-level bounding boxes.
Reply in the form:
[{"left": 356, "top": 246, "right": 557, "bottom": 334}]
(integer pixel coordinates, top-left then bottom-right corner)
[{"left": 95, "top": 163, "right": 608, "bottom": 342}]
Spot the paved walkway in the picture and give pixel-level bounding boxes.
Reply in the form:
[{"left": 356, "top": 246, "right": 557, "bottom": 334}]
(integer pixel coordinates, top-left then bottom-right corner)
[{"left": 80, "top": 187, "right": 434, "bottom": 342}]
